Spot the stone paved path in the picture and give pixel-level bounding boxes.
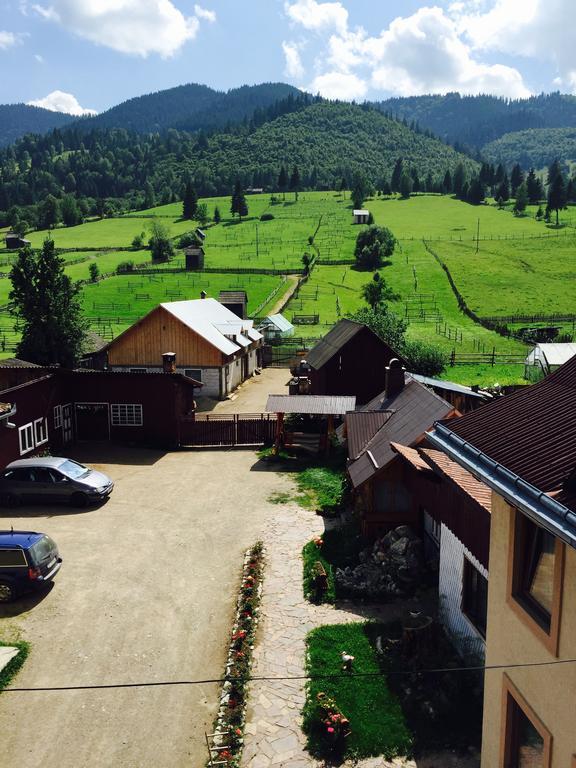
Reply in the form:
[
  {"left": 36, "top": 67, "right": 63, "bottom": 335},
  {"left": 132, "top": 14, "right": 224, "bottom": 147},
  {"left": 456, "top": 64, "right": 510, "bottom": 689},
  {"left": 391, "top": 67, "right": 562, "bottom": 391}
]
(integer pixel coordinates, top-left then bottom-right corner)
[{"left": 241, "top": 499, "right": 419, "bottom": 768}]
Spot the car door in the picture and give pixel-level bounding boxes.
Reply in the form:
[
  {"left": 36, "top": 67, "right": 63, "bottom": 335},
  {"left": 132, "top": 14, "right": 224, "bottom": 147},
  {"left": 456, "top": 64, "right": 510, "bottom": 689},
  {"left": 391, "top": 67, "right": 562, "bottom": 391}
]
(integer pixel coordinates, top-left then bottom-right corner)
[
  {"left": 30, "top": 468, "right": 59, "bottom": 503},
  {"left": 9, "top": 467, "right": 35, "bottom": 501},
  {"left": 48, "top": 469, "right": 73, "bottom": 502}
]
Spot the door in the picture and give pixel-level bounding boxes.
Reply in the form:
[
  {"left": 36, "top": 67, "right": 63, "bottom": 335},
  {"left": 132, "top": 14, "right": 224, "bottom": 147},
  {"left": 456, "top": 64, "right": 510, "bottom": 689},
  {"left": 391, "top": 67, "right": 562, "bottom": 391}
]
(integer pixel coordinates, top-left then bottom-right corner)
[{"left": 62, "top": 404, "right": 73, "bottom": 445}]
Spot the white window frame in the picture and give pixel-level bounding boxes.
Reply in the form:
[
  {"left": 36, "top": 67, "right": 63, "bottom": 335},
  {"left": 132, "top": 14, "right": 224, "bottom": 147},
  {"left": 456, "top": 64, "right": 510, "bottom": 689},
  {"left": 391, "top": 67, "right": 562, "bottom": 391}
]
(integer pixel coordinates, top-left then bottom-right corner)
[
  {"left": 111, "top": 403, "right": 143, "bottom": 427},
  {"left": 54, "top": 405, "right": 62, "bottom": 429},
  {"left": 18, "top": 423, "right": 35, "bottom": 455},
  {"left": 34, "top": 417, "right": 48, "bottom": 446}
]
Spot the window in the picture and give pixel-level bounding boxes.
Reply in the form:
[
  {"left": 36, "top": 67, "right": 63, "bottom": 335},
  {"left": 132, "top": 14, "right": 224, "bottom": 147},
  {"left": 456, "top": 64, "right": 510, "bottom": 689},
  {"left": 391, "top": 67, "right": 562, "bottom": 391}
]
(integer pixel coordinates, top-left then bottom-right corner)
[
  {"left": 34, "top": 418, "right": 48, "bottom": 446},
  {"left": 184, "top": 369, "right": 202, "bottom": 382},
  {"left": 18, "top": 423, "right": 34, "bottom": 455},
  {"left": 509, "top": 509, "right": 564, "bottom": 651},
  {"left": 0, "top": 550, "right": 27, "bottom": 567},
  {"left": 462, "top": 558, "right": 488, "bottom": 638},
  {"left": 502, "top": 676, "right": 551, "bottom": 768},
  {"left": 54, "top": 405, "right": 62, "bottom": 429},
  {"left": 111, "top": 404, "right": 143, "bottom": 426},
  {"left": 129, "top": 368, "right": 147, "bottom": 373}
]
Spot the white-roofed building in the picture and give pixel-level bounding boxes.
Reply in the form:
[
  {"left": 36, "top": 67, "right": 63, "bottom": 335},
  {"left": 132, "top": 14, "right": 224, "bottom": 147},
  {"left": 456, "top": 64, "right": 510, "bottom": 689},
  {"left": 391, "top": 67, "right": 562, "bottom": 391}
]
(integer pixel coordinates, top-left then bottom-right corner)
[
  {"left": 524, "top": 342, "right": 576, "bottom": 381},
  {"left": 105, "top": 297, "right": 263, "bottom": 398},
  {"left": 353, "top": 209, "right": 370, "bottom": 224}
]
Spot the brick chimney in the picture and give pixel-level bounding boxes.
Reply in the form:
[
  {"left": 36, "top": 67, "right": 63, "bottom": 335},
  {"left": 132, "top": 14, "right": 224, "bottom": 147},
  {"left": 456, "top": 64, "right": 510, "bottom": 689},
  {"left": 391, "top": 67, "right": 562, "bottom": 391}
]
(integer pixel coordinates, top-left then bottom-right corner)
[
  {"left": 385, "top": 358, "right": 405, "bottom": 399},
  {"left": 162, "top": 352, "right": 176, "bottom": 374},
  {"left": 200, "top": 290, "right": 207, "bottom": 299}
]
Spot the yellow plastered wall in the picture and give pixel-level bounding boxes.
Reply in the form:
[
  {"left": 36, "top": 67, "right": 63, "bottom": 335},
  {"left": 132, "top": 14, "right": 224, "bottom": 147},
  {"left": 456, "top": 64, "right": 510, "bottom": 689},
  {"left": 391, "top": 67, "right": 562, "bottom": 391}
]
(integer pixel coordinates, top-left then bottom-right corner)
[{"left": 481, "top": 491, "right": 576, "bottom": 767}]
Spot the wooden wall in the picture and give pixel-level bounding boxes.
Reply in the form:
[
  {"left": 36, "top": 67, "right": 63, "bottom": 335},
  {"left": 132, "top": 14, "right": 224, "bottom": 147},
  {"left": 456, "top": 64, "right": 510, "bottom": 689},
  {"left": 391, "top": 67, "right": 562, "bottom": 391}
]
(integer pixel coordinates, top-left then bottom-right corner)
[{"left": 108, "top": 307, "right": 225, "bottom": 368}]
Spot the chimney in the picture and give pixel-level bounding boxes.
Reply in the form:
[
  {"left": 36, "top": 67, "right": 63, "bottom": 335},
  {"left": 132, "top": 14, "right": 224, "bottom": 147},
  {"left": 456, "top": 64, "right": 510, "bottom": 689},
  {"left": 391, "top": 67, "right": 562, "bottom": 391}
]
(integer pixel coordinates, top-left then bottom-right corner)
[
  {"left": 385, "top": 358, "right": 405, "bottom": 399},
  {"left": 162, "top": 352, "right": 176, "bottom": 374},
  {"left": 200, "top": 290, "right": 207, "bottom": 299}
]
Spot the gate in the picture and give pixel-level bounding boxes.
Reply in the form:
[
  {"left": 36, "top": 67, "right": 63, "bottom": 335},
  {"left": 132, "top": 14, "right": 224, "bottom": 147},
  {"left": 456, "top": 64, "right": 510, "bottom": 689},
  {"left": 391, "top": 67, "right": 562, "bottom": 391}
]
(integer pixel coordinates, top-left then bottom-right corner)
[{"left": 180, "top": 413, "right": 275, "bottom": 447}]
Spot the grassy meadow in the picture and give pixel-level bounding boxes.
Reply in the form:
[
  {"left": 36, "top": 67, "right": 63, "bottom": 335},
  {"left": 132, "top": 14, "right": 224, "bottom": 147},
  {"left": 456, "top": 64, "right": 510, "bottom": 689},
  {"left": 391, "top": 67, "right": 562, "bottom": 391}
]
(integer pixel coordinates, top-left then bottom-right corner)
[{"left": 1, "top": 191, "right": 573, "bottom": 384}]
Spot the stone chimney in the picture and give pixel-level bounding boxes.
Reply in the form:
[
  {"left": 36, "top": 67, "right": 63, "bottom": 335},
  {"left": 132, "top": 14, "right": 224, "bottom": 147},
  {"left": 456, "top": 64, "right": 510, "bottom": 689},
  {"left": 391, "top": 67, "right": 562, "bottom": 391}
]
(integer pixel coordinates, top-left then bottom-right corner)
[
  {"left": 200, "top": 290, "right": 207, "bottom": 299},
  {"left": 162, "top": 352, "right": 176, "bottom": 374},
  {"left": 385, "top": 358, "right": 405, "bottom": 399}
]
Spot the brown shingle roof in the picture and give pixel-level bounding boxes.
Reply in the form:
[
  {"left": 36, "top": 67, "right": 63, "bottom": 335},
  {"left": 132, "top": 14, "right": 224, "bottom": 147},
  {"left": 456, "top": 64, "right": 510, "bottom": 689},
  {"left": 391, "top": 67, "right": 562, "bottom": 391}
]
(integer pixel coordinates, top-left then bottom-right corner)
[
  {"left": 420, "top": 448, "right": 492, "bottom": 512},
  {"left": 437, "top": 354, "right": 576, "bottom": 495},
  {"left": 347, "top": 376, "right": 454, "bottom": 488}
]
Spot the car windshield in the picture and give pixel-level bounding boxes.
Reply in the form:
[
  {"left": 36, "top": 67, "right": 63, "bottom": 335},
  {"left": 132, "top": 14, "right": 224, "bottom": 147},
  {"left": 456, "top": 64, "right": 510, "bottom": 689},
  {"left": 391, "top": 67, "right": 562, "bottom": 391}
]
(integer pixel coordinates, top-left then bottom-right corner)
[
  {"left": 58, "top": 460, "right": 90, "bottom": 479},
  {"left": 30, "top": 536, "right": 57, "bottom": 562}
]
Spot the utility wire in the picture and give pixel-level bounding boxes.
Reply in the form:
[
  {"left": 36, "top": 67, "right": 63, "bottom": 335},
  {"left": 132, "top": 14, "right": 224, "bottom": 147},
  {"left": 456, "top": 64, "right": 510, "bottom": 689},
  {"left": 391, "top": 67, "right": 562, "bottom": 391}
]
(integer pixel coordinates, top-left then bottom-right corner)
[{"left": 4, "top": 657, "right": 576, "bottom": 693}]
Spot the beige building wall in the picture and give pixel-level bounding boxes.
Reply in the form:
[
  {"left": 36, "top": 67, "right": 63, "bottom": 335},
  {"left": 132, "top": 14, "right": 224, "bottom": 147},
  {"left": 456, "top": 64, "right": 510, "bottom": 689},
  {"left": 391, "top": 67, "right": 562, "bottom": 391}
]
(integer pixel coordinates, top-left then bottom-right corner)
[{"left": 481, "top": 491, "right": 576, "bottom": 767}]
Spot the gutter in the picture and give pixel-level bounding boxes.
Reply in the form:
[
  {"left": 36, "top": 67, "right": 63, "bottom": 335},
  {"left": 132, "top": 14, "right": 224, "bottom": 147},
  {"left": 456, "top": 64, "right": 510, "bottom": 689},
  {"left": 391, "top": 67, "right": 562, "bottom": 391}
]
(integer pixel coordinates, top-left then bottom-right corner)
[{"left": 427, "top": 422, "right": 576, "bottom": 550}]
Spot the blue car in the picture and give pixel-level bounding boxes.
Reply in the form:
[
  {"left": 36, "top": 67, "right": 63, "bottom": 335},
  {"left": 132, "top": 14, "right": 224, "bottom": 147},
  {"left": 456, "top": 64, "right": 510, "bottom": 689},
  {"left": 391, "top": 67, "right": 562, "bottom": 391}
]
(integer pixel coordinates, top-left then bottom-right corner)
[{"left": 0, "top": 530, "right": 62, "bottom": 602}]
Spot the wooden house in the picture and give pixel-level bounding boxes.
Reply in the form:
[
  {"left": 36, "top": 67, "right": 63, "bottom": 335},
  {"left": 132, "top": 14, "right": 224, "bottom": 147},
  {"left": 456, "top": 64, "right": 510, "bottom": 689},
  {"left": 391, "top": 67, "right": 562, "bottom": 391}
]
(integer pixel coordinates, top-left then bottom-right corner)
[
  {"left": 307, "top": 319, "right": 404, "bottom": 404},
  {"left": 185, "top": 244, "right": 205, "bottom": 270},
  {"left": 104, "top": 298, "right": 263, "bottom": 398},
  {"left": 218, "top": 290, "right": 248, "bottom": 320},
  {"left": 5, "top": 232, "right": 31, "bottom": 249}
]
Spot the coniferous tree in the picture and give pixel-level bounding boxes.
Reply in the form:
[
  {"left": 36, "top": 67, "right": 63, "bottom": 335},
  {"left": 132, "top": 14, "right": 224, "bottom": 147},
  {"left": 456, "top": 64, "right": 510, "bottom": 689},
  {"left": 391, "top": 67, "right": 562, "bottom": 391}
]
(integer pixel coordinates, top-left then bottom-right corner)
[
  {"left": 526, "top": 168, "right": 541, "bottom": 204},
  {"left": 453, "top": 163, "right": 467, "bottom": 199},
  {"left": 510, "top": 164, "right": 524, "bottom": 196},
  {"left": 289, "top": 165, "right": 301, "bottom": 201},
  {"left": 231, "top": 180, "right": 248, "bottom": 221},
  {"left": 443, "top": 170, "right": 453, "bottom": 194},
  {"left": 61, "top": 195, "right": 82, "bottom": 227},
  {"left": 9, "top": 239, "right": 86, "bottom": 367},
  {"left": 547, "top": 171, "right": 567, "bottom": 226},
  {"left": 547, "top": 159, "right": 563, "bottom": 186},
  {"left": 391, "top": 158, "right": 404, "bottom": 192},
  {"left": 497, "top": 174, "right": 510, "bottom": 202},
  {"left": 399, "top": 173, "right": 413, "bottom": 200},
  {"left": 182, "top": 182, "right": 198, "bottom": 220},
  {"left": 213, "top": 206, "right": 221, "bottom": 224},
  {"left": 144, "top": 182, "right": 156, "bottom": 209},
  {"left": 513, "top": 182, "right": 528, "bottom": 215},
  {"left": 467, "top": 177, "right": 485, "bottom": 205},
  {"left": 39, "top": 195, "right": 60, "bottom": 229}
]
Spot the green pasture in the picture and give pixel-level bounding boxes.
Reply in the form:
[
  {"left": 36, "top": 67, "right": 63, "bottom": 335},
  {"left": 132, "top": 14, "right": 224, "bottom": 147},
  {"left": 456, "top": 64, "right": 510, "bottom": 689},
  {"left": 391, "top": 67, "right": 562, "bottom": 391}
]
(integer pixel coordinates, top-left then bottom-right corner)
[
  {"left": 80, "top": 271, "right": 287, "bottom": 334},
  {"left": 433, "top": 237, "right": 576, "bottom": 318}
]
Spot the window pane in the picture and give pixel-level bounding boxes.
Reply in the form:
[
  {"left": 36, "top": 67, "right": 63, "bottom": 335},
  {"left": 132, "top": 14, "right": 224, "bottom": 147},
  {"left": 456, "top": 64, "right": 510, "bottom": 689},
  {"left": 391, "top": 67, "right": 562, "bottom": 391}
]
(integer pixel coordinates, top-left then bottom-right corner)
[
  {"left": 528, "top": 530, "right": 555, "bottom": 616},
  {"left": 515, "top": 705, "right": 544, "bottom": 768}
]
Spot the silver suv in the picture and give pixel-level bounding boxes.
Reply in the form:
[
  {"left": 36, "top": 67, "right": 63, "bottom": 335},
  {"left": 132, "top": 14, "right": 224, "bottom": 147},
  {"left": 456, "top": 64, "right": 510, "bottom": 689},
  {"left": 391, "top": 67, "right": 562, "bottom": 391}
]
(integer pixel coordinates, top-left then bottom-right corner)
[{"left": 0, "top": 457, "right": 114, "bottom": 508}]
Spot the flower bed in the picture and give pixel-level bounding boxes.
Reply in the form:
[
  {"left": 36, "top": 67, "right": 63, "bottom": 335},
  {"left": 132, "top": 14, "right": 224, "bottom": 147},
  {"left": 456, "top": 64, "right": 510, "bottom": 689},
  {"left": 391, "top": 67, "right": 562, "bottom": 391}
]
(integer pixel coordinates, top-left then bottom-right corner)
[{"left": 207, "top": 542, "right": 265, "bottom": 767}]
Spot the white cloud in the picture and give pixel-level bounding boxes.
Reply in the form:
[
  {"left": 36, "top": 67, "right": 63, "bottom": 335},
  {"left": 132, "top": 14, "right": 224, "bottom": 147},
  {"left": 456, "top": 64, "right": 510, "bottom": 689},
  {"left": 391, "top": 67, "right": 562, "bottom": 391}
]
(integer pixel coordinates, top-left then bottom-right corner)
[
  {"left": 308, "top": 71, "right": 367, "bottom": 100},
  {"left": 0, "top": 31, "right": 24, "bottom": 50},
  {"left": 194, "top": 4, "right": 216, "bottom": 23},
  {"left": 27, "top": 90, "right": 97, "bottom": 116},
  {"left": 34, "top": 53, "right": 44, "bottom": 62},
  {"left": 31, "top": 0, "right": 205, "bottom": 58},
  {"left": 282, "top": 41, "right": 305, "bottom": 79},
  {"left": 455, "top": 0, "right": 576, "bottom": 93},
  {"left": 285, "top": 0, "right": 348, "bottom": 35},
  {"left": 282, "top": 2, "right": 530, "bottom": 98}
]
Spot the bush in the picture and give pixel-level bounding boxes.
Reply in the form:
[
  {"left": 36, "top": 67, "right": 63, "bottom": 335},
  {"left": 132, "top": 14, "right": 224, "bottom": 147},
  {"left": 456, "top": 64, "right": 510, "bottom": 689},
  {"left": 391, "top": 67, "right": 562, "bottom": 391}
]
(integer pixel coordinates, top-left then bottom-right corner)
[
  {"left": 402, "top": 340, "right": 448, "bottom": 376},
  {"left": 260, "top": 212, "right": 274, "bottom": 221},
  {"left": 88, "top": 262, "right": 99, "bottom": 282},
  {"left": 302, "top": 539, "right": 335, "bottom": 604},
  {"left": 177, "top": 231, "right": 197, "bottom": 248},
  {"left": 131, "top": 232, "right": 145, "bottom": 248},
  {"left": 116, "top": 260, "right": 135, "bottom": 274}
]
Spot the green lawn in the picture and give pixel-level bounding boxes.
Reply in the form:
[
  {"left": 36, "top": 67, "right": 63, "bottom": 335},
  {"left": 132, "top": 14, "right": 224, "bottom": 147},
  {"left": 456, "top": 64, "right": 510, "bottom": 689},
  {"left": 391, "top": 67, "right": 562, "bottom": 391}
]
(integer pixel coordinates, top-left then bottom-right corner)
[{"left": 303, "top": 623, "right": 412, "bottom": 760}]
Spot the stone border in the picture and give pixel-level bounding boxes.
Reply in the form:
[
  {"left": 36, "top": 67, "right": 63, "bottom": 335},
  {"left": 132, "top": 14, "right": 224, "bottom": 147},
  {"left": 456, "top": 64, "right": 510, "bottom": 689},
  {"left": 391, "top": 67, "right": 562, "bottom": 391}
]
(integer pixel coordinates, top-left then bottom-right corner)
[{"left": 208, "top": 542, "right": 265, "bottom": 767}]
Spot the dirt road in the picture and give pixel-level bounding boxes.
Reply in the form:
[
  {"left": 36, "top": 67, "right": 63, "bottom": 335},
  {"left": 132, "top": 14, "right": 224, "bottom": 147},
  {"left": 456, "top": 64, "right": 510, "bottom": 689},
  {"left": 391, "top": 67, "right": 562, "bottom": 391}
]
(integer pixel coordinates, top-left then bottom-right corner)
[{"left": 0, "top": 446, "right": 290, "bottom": 768}]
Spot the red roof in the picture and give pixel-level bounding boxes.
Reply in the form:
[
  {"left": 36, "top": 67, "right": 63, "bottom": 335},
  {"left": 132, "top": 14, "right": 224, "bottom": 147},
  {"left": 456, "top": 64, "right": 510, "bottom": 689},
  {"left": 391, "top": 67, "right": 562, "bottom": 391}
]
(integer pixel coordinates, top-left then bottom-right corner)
[{"left": 420, "top": 449, "right": 492, "bottom": 513}]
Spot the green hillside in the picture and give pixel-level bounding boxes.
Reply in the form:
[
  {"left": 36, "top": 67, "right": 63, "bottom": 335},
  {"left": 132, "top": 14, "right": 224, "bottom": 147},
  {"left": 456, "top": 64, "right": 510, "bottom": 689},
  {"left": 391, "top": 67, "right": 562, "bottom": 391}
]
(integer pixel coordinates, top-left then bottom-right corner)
[{"left": 483, "top": 127, "right": 576, "bottom": 169}]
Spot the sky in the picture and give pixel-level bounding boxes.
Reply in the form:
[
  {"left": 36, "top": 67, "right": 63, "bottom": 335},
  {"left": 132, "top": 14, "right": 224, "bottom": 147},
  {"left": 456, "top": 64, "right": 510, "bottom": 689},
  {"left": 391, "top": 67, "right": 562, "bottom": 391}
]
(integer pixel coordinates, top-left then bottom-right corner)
[{"left": 0, "top": 0, "right": 573, "bottom": 115}]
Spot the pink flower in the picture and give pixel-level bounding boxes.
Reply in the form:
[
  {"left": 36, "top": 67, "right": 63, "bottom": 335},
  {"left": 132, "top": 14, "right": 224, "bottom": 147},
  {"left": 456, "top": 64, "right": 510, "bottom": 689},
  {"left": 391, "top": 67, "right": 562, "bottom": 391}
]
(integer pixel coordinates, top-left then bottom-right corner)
[{"left": 327, "top": 727, "right": 335, "bottom": 733}]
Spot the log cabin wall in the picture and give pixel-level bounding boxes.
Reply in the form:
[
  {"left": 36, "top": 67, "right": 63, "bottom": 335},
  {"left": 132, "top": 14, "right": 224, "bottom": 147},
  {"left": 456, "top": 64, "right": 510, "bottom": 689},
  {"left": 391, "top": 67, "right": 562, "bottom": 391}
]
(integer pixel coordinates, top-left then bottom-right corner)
[{"left": 107, "top": 306, "right": 224, "bottom": 368}]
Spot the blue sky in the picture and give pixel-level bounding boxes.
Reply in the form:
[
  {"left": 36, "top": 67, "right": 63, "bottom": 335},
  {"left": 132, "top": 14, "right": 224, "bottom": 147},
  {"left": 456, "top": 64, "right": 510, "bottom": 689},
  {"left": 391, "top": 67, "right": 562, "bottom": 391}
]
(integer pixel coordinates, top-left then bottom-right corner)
[{"left": 0, "top": 0, "right": 572, "bottom": 114}]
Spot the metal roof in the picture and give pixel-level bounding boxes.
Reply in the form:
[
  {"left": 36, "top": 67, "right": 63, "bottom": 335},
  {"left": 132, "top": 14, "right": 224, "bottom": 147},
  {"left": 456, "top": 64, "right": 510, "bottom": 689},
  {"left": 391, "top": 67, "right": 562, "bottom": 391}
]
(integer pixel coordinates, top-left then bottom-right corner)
[
  {"left": 266, "top": 394, "right": 356, "bottom": 415},
  {"left": 525, "top": 343, "right": 576, "bottom": 367},
  {"left": 264, "top": 313, "right": 294, "bottom": 332},
  {"left": 306, "top": 319, "right": 365, "bottom": 369},
  {"left": 161, "top": 299, "right": 262, "bottom": 356},
  {"left": 218, "top": 290, "right": 248, "bottom": 303},
  {"left": 348, "top": 411, "right": 393, "bottom": 460},
  {"left": 0, "top": 358, "right": 42, "bottom": 369},
  {"left": 347, "top": 376, "right": 454, "bottom": 488},
  {"left": 411, "top": 373, "right": 489, "bottom": 399},
  {"left": 353, "top": 209, "right": 369, "bottom": 215}
]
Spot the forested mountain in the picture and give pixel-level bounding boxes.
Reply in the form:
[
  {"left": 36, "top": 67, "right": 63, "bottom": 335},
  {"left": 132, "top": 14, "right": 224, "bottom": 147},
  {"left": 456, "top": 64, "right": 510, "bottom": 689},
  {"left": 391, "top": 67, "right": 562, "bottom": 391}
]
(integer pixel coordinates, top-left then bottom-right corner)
[
  {"left": 375, "top": 92, "right": 576, "bottom": 151},
  {"left": 0, "top": 101, "right": 478, "bottom": 225},
  {"left": 0, "top": 104, "right": 76, "bottom": 147},
  {"left": 483, "top": 128, "right": 576, "bottom": 169},
  {"left": 80, "top": 82, "right": 302, "bottom": 134}
]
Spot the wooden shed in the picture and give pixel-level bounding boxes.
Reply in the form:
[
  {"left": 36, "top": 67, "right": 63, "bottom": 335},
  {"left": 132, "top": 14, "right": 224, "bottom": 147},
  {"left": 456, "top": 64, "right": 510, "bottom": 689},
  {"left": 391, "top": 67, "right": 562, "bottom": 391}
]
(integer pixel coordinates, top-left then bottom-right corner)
[
  {"left": 5, "top": 232, "right": 31, "bottom": 249},
  {"left": 218, "top": 290, "right": 248, "bottom": 320},
  {"left": 185, "top": 244, "right": 205, "bottom": 270}
]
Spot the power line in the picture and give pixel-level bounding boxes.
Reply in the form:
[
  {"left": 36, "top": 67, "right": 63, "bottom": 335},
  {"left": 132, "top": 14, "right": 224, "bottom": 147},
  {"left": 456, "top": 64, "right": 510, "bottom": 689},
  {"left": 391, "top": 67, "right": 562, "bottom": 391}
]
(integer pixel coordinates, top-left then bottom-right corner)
[{"left": 4, "top": 657, "right": 576, "bottom": 693}]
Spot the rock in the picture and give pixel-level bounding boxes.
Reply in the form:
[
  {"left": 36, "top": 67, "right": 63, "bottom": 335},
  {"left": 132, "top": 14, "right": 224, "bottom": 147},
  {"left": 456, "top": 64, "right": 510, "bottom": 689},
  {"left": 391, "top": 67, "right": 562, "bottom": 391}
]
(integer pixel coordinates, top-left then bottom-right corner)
[
  {"left": 395, "top": 525, "right": 417, "bottom": 540},
  {"left": 381, "top": 530, "right": 400, "bottom": 548},
  {"left": 388, "top": 537, "right": 410, "bottom": 557}
]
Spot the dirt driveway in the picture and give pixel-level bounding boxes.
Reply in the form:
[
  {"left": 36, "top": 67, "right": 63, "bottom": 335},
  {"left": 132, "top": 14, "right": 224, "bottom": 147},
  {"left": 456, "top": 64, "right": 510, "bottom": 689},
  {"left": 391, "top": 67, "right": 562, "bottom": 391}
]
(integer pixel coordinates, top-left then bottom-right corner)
[{"left": 0, "top": 446, "right": 290, "bottom": 768}]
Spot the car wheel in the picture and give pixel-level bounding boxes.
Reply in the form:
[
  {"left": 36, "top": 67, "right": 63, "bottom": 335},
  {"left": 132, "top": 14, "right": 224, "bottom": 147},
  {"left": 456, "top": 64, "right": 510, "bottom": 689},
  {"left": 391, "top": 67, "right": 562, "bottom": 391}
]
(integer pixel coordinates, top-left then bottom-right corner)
[
  {"left": 71, "top": 492, "right": 88, "bottom": 508},
  {"left": 2, "top": 493, "right": 21, "bottom": 508},
  {"left": 0, "top": 581, "right": 15, "bottom": 602}
]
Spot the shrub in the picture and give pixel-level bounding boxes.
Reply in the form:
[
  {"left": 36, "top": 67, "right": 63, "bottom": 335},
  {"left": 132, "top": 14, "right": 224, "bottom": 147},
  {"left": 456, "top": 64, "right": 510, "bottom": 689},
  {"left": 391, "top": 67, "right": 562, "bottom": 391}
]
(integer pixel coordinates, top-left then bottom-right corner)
[
  {"left": 88, "top": 262, "right": 99, "bottom": 282},
  {"left": 116, "top": 260, "right": 135, "bottom": 274},
  {"left": 177, "top": 231, "right": 197, "bottom": 248},
  {"left": 260, "top": 212, "right": 274, "bottom": 221},
  {"left": 302, "top": 539, "right": 335, "bottom": 604},
  {"left": 354, "top": 226, "right": 396, "bottom": 269},
  {"left": 402, "top": 340, "right": 448, "bottom": 376},
  {"left": 131, "top": 232, "right": 145, "bottom": 248}
]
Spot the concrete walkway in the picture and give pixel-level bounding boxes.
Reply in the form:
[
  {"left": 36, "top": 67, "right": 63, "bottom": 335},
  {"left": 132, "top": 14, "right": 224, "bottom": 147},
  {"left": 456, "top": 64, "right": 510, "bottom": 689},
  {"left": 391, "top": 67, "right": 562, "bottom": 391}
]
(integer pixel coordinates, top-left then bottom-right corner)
[{"left": 241, "top": 500, "right": 418, "bottom": 768}]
